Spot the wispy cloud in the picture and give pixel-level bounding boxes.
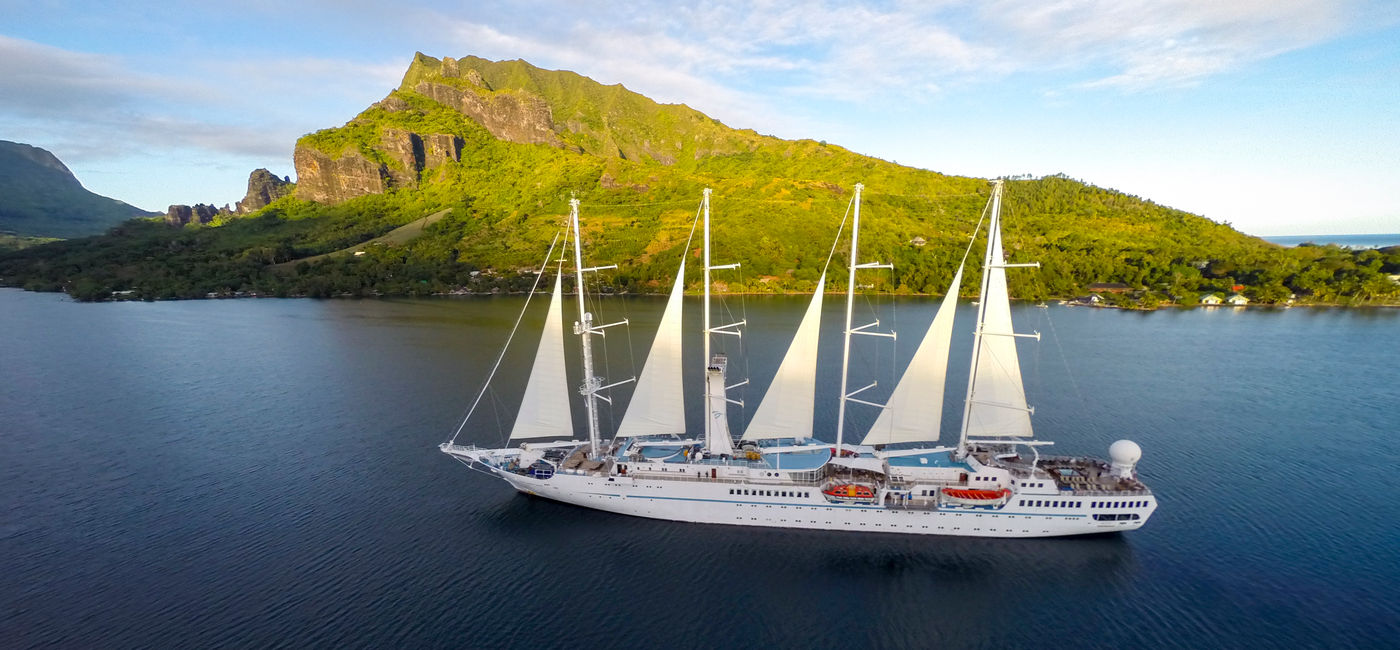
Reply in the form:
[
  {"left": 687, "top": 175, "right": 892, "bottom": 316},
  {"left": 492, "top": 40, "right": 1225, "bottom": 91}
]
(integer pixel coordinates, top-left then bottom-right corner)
[
  {"left": 0, "top": 36, "right": 401, "bottom": 165},
  {"left": 440, "top": 19, "right": 794, "bottom": 132},
  {"left": 423, "top": 0, "right": 1389, "bottom": 110},
  {"left": 9, "top": 1, "right": 1370, "bottom": 168},
  {"left": 992, "top": 0, "right": 1362, "bottom": 89},
  {"left": 0, "top": 36, "right": 191, "bottom": 118}
]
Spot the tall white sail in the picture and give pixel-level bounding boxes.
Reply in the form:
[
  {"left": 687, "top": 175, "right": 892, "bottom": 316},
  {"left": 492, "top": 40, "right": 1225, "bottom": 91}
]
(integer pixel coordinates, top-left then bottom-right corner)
[
  {"left": 861, "top": 265, "right": 963, "bottom": 446},
  {"left": 509, "top": 272, "right": 574, "bottom": 440},
  {"left": 616, "top": 261, "right": 687, "bottom": 438},
  {"left": 964, "top": 215, "right": 1034, "bottom": 438},
  {"left": 742, "top": 277, "right": 825, "bottom": 441}
]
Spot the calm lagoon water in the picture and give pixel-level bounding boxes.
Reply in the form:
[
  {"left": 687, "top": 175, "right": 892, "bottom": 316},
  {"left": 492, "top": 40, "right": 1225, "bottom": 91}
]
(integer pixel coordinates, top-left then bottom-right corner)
[{"left": 2, "top": 289, "right": 1398, "bottom": 648}]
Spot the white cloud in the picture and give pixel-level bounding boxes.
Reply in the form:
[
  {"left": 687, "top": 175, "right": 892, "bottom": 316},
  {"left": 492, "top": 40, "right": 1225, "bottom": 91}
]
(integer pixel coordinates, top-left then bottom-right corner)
[
  {"left": 414, "top": 0, "right": 1390, "bottom": 129},
  {"left": 440, "top": 19, "right": 795, "bottom": 133},
  {"left": 0, "top": 36, "right": 404, "bottom": 166},
  {"left": 0, "top": 36, "right": 191, "bottom": 118},
  {"left": 992, "top": 0, "right": 1360, "bottom": 89}
]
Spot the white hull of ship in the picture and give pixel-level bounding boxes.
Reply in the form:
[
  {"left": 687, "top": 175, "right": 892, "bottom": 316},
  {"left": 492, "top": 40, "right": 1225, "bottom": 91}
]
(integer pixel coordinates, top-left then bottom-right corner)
[{"left": 486, "top": 467, "right": 1154, "bottom": 539}]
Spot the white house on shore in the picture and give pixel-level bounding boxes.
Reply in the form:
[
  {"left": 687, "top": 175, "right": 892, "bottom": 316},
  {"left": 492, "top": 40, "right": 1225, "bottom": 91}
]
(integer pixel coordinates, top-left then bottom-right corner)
[
  {"left": 1228, "top": 294, "right": 1250, "bottom": 306},
  {"left": 1201, "top": 294, "right": 1223, "bottom": 305}
]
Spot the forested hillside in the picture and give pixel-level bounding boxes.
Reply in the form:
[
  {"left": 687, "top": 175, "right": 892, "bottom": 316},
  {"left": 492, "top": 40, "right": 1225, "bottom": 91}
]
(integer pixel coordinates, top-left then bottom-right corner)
[{"left": 2, "top": 54, "right": 1396, "bottom": 305}]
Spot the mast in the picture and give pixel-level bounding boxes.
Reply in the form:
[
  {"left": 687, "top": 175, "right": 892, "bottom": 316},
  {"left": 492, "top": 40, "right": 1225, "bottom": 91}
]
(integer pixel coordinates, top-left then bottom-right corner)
[
  {"left": 701, "top": 188, "right": 743, "bottom": 455},
  {"left": 835, "top": 184, "right": 893, "bottom": 455},
  {"left": 568, "top": 199, "right": 632, "bottom": 457},
  {"left": 569, "top": 199, "right": 602, "bottom": 457},
  {"left": 957, "top": 182, "right": 999, "bottom": 457},
  {"left": 703, "top": 188, "right": 712, "bottom": 451},
  {"left": 834, "top": 185, "right": 861, "bottom": 457},
  {"left": 957, "top": 180, "right": 1039, "bottom": 455}
]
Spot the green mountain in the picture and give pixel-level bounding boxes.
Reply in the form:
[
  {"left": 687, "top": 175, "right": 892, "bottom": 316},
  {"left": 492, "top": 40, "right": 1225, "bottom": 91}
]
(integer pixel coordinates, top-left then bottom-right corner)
[
  {"left": 0, "top": 141, "right": 156, "bottom": 239},
  {"left": 2, "top": 54, "right": 1397, "bottom": 303}
]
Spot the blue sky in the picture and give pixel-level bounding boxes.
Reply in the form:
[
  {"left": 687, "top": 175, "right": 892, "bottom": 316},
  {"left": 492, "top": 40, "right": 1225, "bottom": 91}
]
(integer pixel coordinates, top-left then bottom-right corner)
[{"left": 2, "top": 0, "right": 1397, "bottom": 235}]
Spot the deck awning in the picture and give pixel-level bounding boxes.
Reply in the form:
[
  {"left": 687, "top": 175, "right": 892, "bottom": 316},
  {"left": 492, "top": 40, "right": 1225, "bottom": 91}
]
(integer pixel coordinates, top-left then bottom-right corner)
[{"left": 830, "top": 456, "right": 885, "bottom": 473}]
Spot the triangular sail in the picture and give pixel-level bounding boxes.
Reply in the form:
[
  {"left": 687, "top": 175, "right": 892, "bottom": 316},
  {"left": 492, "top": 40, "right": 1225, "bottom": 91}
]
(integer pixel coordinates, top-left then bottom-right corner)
[
  {"left": 742, "top": 277, "right": 825, "bottom": 441},
  {"left": 509, "top": 272, "right": 574, "bottom": 440},
  {"left": 964, "top": 217, "right": 1034, "bottom": 438},
  {"left": 861, "top": 265, "right": 964, "bottom": 446},
  {"left": 616, "top": 261, "right": 687, "bottom": 438}
]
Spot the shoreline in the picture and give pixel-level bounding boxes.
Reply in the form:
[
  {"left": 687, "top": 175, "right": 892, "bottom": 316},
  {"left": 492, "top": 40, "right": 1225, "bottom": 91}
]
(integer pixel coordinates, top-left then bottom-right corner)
[{"left": 5, "top": 285, "right": 1396, "bottom": 309}]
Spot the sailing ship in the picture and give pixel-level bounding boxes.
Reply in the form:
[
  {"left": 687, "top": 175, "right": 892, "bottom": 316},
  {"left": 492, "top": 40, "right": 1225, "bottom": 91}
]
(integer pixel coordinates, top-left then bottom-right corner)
[{"left": 441, "top": 181, "right": 1157, "bottom": 538}]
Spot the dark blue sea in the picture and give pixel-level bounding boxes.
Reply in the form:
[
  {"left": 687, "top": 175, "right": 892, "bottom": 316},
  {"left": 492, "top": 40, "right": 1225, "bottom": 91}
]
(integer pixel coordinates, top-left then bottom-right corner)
[
  {"left": 3, "top": 289, "right": 1398, "bottom": 648},
  {"left": 1261, "top": 233, "right": 1400, "bottom": 249}
]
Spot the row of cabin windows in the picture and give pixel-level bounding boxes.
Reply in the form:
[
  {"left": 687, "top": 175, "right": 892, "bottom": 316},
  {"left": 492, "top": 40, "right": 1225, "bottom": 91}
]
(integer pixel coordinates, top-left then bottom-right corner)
[
  {"left": 1017, "top": 499, "right": 1150, "bottom": 509},
  {"left": 1012, "top": 480, "right": 1048, "bottom": 488},
  {"left": 730, "top": 488, "right": 810, "bottom": 499},
  {"left": 1092, "top": 500, "right": 1148, "bottom": 508},
  {"left": 1019, "top": 499, "right": 1081, "bottom": 508},
  {"left": 1093, "top": 513, "right": 1141, "bottom": 521}
]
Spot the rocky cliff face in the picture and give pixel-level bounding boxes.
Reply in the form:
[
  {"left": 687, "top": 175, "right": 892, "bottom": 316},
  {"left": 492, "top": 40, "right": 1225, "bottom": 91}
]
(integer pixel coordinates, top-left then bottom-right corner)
[
  {"left": 235, "top": 168, "right": 293, "bottom": 214},
  {"left": 292, "top": 145, "right": 386, "bottom": 204},
  {"left": 413, "top": 80, "right": 562, "bottom": 148},
  {"left": 165, "top": 169, "right": 291, "bottom": 226},
  {"left": 165, "top": 203, "right": 226, "bottom": 226},
  {"left": 294, "top": 127, "right": 462, "bottom": 205}
]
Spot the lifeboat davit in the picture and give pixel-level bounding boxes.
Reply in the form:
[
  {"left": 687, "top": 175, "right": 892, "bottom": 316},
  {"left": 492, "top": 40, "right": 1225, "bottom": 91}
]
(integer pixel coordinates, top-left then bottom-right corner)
[
  {"left": 823, "top": 484, "right": 875, "bottom": 502},
  {"left": 941, "top": 487, "right": 1012, "bottom": 506}
]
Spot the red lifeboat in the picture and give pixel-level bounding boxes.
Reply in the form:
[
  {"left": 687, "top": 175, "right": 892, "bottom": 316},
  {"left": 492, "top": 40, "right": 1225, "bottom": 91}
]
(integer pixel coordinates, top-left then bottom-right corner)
[
  {"left": 941, "top": 487, "right": 1012, "bottom": 506},
  {"left": 822, "top": 484, "right": 875, "bottom": 501}
]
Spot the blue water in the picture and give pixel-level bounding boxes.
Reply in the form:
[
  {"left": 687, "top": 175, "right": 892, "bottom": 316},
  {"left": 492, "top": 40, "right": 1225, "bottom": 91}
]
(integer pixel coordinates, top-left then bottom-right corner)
[
  {"left": 2, "top": 289, "right": 1398, "bottom": 648},
  {"left": 1261, "top": 233, "right": 1400, "bottom": 249}
]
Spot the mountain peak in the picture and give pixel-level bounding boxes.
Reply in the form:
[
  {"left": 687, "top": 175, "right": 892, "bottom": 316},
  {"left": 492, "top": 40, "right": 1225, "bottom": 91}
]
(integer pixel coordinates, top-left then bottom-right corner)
[
  {"left": 0, "top": 140, "right": 75, "bottom": 181},
  {"left": 293, "top": 53, "right": 791, "bottom": 204},
  {"left": 0, "top": 141, "right": 155, "bottom": 238}
]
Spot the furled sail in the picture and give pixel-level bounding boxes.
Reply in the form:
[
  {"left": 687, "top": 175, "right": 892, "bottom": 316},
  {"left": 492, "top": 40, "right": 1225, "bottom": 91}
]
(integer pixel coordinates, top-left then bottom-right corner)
[
  {"left": 742, "top": 277, "right": 825, "bottom": 440},
  {"left": 509, "top": 272, "right": 574, "bottom": 440},
  {"left": 963, "top": 217, "right": 1034, "bottom": 438},
  {"left": 616, "top": 261, "right": 687, "bottom": 438},
  {"left": 861, "top": 265, "right": 963, "bottom": 446}
]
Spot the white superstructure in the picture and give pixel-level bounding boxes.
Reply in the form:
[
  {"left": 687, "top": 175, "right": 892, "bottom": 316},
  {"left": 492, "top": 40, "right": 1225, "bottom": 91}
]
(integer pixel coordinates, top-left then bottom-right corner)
[{"left": 441, "top": 181, "right": 1157, "bottom": 538}]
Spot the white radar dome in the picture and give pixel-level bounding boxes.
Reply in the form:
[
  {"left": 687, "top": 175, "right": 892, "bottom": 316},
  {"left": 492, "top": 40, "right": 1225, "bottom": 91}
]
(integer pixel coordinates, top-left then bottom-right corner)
[{"left": 1110, "top": 439, "right": 1142, "bottom": 464}]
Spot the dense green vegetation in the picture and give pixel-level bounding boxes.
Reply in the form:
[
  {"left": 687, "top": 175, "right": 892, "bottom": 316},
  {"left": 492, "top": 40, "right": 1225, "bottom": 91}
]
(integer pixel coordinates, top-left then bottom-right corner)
[
  {"left": 0, "top": 140, "right": 157, "bottom": 238},
  {"left": 0, "top": 234, "right": 62, "bottom": 252},
  {"left": 2, "top": 55, "right": 1397, "bottom": 306}
]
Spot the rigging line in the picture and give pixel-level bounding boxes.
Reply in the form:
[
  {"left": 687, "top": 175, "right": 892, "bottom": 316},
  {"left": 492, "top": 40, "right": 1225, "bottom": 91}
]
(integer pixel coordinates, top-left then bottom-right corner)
[
  {"left": 958, "top": 193, "right": 992, "bottom": 270},
  {"left": 683, "top": 197, "right": 703, "bottom": 261},
  {"left": 449, "top": 229, "right": 565, "bottom": 446},
  {"left": 820, "top": 193, "right": 855, "bottom": 278},
  {"left": 1042, "top": 309, "right": 1098, "bottom": 436},
  {"left": 862, "top": 190, "right": 985, "bottom": 201},
  {"left": 719, "top": 196, "right": 849, "bottom": 206},
  {"left": 620, "top": 291, "right": 636, "bottom": 434},
  {"left": 578, "top": 198, "right": 705, "bottom": 208},
  {"left": 489, "top": 385, "right": 507, "bottom": 448},
  {"left": 449, "top": 454, "right": 498, "bottom": 478},
  {"left": 738, "top": 258, "right": 748, "bottom": 432}
]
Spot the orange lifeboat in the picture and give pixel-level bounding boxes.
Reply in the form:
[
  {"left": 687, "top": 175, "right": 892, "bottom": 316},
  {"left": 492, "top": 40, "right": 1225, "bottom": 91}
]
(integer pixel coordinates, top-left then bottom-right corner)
[
  {"left": 822, "top": 484, "right": 875, "bottom": 501},
  {"left": 941, "top": 487, "right": 1012, "bottom": 506}
]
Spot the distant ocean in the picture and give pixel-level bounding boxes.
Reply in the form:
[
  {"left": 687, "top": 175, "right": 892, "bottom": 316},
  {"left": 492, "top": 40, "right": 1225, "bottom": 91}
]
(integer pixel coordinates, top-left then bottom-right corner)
[{"left": 1262, "top": 233, "right": 1400, "bottom": 248}]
